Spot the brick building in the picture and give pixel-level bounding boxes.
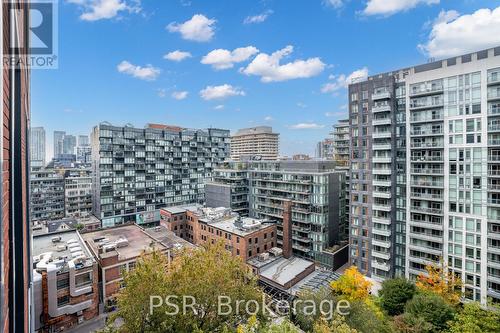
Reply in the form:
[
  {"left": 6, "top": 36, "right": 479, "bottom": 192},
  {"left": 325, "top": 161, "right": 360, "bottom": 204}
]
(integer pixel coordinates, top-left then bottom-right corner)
[
  {"left": 32, "top": 230, "right": 99, "bottom": 332},
  {"left": 0, "top": 1, "right": 32, "bottom": 331},
  {"left": 82, "top": 224, "right": 191, "bottom": 308},
  {"left": 160, "top": 205, "right": 277, "bottom": 261}
]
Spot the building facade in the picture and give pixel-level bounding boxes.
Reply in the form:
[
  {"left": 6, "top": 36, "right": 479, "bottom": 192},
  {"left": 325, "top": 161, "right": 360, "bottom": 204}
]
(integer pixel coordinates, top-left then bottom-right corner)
[
  {"left": 65, "top": 169, "right": 93, "bottom": 218},
  {"left": 206, "top": 160, "right": 348, "bottom": 267},
  {"left": 30, "top": 169, "right": 66, "bottom": 222},
  {"left": 161, "top": 205, "right": 277, "bottom": 261},
  {"left": 230, "top": 126, "right": 279, "bottom": 160},
  {"left": 315, "top": 139, "right": 334, "bottom": 159},
  {"left": 348, "top": 46, "right": 500, "bottom": 305},
  {"left": 53, "top": 131, "right": 66, "bottom": 159},
  {"left": 91, "top": 122, "right": 230, "bottom": 228},
  {"left": 32, "top": 230, "right": 99, "bottom": 332},
  {"left": 30, "top": 126, "right": 46, "bottom": 168},
  {"left": 63, "top": 135, "right": 77, "bottom": 155}
]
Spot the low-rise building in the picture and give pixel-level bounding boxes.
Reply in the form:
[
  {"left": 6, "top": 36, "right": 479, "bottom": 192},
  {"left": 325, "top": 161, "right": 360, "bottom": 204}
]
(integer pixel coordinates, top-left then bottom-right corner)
[
  {"left": 32, "top": 230, "right": 99, "bottom": 332},
  {"left": 82, "top": 224, "right": 189, "bottom": 308},
  {"left": 160, "top": 205, "right": 277, "bottom": 261}
]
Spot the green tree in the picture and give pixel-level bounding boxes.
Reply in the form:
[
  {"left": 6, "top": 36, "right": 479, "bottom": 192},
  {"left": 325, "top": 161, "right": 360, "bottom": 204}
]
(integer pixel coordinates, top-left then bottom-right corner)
[
  {"left": 379, "top": 278, "right": 416, "bottom": 316},
  {"left": 237, "top": 316, "right": 300, "bottom": 333},
  {"left": 108, "top": 249, "right": 170, "bottom": 332},
  {"left": 294, "top": 287, "right": 336, "bottom": 332},
  {"left": 107, "top": 242, "right": 266, "bottom": 333},
  {"left": 402, "top": 293, "right": 454, "bottom": 333},
  {"left": 446, "top": 302, "right": 500, "bottom": 333}
]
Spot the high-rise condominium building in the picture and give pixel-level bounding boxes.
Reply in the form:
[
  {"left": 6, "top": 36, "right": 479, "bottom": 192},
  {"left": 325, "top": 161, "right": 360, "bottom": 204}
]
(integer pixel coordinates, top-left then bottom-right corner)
[
  {"left": 0, "top": 2, "right": 31, "bottom": 331},
  {"left": 30, "top": 169, "right": 66, "bottom": 222},
  {"left": 230, "top": 126, "right": 279, "bottom": 160},
  {"left": 65, "top": 169, "right": 93, "bottom": 218},
  {"left": 206, "top": 160, "right": 348, "bottom": 268},
  {"left": 348, "top": 46, "right": 500, "bottom": 305},
  {"left": 316, "top": 139, "right": 335, "bottom": 159},
  {"left": 91, "top": 122, "right": 230, "bottom": 228},
  {"left": 53, "top": 130, "right": 66, "bottom": 158},
  {"left": 30, "top": 126, "right": 46, "bottom": 167},
  {"left": 77, "top": 135, "right": 91, "bottom": 165},
  {"left": 63, "top": 134, "right": 77, "bottom": 155},
  {"left": 332, "top": 119, "right": 350, "bottom": 168}
]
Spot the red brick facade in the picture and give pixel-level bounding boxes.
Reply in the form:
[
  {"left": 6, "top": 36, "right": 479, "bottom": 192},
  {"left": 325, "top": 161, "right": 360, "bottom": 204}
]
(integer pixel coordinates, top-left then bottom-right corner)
[
  {"left": 160, "top": 208, "right": 277, "bottom": 261},
  {"left": 1, "top": 1, "right": 31, "bottom": 332}
]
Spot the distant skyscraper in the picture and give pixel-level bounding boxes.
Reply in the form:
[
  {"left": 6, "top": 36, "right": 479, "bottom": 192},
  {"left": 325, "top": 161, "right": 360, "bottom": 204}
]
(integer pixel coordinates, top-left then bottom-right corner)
[
  {"left": 63, "top": 134, "right": 77, "bottom": 155},
  {"left": 78, "top": 134, "right": 89, "bottom": 146},
  {"left": 53, "top": 130, "right": 65, "bottom": 158},
  {"left": 30, "top": 127, "right": 46, "bottom": 167},
  {"left": 316, "top": 138, "right": 334, "bottom": 159},
  {"left": 230, "top": 126, "right": 279, "bottom": 160}
]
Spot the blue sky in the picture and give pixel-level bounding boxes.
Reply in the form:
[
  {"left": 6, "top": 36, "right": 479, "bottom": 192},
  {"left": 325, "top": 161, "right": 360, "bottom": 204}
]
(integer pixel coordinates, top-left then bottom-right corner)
[{"left": 32, "top": 0, "right": 500, "bottom": 158}]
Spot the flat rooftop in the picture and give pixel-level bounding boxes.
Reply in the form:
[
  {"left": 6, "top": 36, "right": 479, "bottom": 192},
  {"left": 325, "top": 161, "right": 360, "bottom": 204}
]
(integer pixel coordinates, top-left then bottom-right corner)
[
  {"left": 33, "top": 230, "right": 94, "bottom": 271},
  {"left": 142, "top": 225, "right": 194, "bottom": 250},
  {"left": 259, "top": 256, "right": 314, "bottom": 287},
  {"left": 162, "top": 205, "right": 274, "bottom": 237},
  {"left": 82, "top": 224, "right": 167, "bottom": 261}
]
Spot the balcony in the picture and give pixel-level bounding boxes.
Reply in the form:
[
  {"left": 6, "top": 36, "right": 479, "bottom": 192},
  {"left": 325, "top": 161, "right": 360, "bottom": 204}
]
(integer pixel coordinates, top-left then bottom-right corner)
[
  {"left": 410, "top": 129, "right": 443, "bottom": 136},
  {"left": 373, "top": 143, "right": 392, "bottom": 150},
  {"left": 410, "top": 192, "right": 444, "bottom": 201},
  {"left": 372, "top": 216, "right": 391, "bottom": 225},
  {"left": 489, "top": 103, "right": 500, "bottom": 116},
  {"left": 409, "top": 219, "right": 443, "bottom": 230},
  {"left": 411, "top": 141, "right": 443, "bottom": 149},
  {"left": 410, "top": 180, "right": 444, "bottom": 188},
  {"left": 372, "top": 117, "right": 392, "bottom": 125},
  {"left": 372, "top": 156, "right": 391, "bottom": 163},
  {"left": 372, "top": 104, "right": 391, "bottom": 113},
  {"left": 409, "top": 85, "right": 444, "bottom": 97},
  {"left": 373, "top": 180, "right": 392, "bottom": 187},
  {"left": 373, "top": 228, "right": 391, "bottom": 237},
  {"left": 371, "top": 260, "right": 391, "bottom": 272},
  {"left": 372, "top": 131, "right": 392, "bottom": 139},
  {"left": 373, "top": 204, "right": 392, "bottom": 212},
  {"left": 373, "top": 168, "right": 392, "bottom": 175},
  {"left": 372, "top": 91, "right": 391, "bottom": 100},
  {"left": 488, "top": 72, "right": 500, "bottom": 85},
  {"left": 410, "top": 156, "right": 444, "bottom": 162},
  {"left": 489, "top": 124, "right": 500, "bottom": 132},
  {"left": 488, "top": 88, "right": 500, "bottom": 101},
  {"left": 489, "top": 183, "right": 500, "bottom": 191},
  {"left": 410, "top": 206, "right": 443, "bottom": 215},
  {"left": 372, "top": 250, "right": 391, "bottom": 261},
  {"left": 411, "top": 168, "right": 444, "bottom": 175},
  {"left": 372, "top": 239, "right": 391, "bottom": 248}
]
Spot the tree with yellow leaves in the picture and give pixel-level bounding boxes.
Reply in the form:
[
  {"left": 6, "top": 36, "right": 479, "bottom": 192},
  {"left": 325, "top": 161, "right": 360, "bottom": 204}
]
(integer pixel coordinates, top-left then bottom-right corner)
[
  {"left": 330, "top": 266, "right": 372, "bottom": 302},
  {"left": 415, "top": 262, "right": 462, "bottom": 305}
]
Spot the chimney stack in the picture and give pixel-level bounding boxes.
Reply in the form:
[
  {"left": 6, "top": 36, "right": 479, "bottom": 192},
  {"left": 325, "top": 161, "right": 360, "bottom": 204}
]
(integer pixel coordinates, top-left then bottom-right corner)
[{"left": 282, "top": 200, "right": 293, "bottom": 259}]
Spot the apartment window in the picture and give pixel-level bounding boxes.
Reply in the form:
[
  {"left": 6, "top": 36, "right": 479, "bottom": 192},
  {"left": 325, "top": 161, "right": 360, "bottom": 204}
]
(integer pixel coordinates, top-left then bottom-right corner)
[
  {"left": 57, "top": 277, "right": 69, "bottom": 290},
  {"left": 75, "top": 272, "right": 92, "bottom": 287},
  {"left": 57, "top": 295, "right": 70, "bottom": 307}
]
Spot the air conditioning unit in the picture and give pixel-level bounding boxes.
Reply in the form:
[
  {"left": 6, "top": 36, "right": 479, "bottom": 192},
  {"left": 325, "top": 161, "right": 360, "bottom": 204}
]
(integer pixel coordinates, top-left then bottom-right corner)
[{"left": 51, "top": 236, "right": 62, "bottom": 243}]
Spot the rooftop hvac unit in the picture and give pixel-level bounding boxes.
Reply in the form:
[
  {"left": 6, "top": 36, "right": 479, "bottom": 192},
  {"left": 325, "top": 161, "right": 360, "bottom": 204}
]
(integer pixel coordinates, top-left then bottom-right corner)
[
  {"left": 69, "top": 246, "right": 82, "bottom": 253},
  {"left": 115, "top": 238, "right": 129, "bottom": 248},
  {"left": 103, "top": 244, "right": 116, "bottom": 253},
  {"left": 258, "top": 252, "right": 270, "bottom": 261},
  {"left": 268, "top": 247, "right": 283, "bottom": 257},
  {"left": 67, "top": 239, "right": 78, "bottom": 244},
  {"left": 72, "top": 251, "right": 84, "bottom": 258},
  {"left": 51, "top": 236, "right": 62, "bottom": 243},
  {"left": 56, "top": 245, "right": 67, "bottom": 252}
]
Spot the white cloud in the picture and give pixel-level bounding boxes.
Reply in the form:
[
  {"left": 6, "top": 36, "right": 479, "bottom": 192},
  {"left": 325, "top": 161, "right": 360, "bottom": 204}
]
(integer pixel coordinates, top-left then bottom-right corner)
[
  {"left": 201, "top": 46, "right": 259, "bottom": 70},
  {"left": 297, "top": 102, "right": 307, "bottom": 108},
  {"left": 243, "top": 10, "right": 273, "bottom": 24},
  {"left": 419, "top": 7, "right": 500, "bottom": 58},
  {"left": 117, "top": 61, "right": 160, "bottom": 81},
  {"left": 289, "top": 123, "right": 325, "bottom": 130},
  {"left": 323, "top": 0, "right": 344, "bottom": 9},
  {"left": 167, "top": 14, "right": 216, "bottom": 42},
  {"left": 241, "top": 45, "right": 325, "bottom": 82},
  {"left": 214, "top": 104, "right": 225, "bottom": 110},
  {"left": 264, "top": 116, "right": 273, "bottom": 121},
  {"left": 363, "top": 0, "right": 439, "bottom": 16},
  {"left": 163, "top": 50, "right": 192, "bottom": 62},
  {"left": 200, "top": 84, "right": 245, "bottom": 100},
  {"left": 321, "top": 67, "right": 368, "bottom": 93},
  {"left": 68, "top": 0, "right": 141, "bottom": 21},
  {"left": 171, "top": 91, "right": 188, "bottom": 100},
  {"left": 157, "top": 88, "right": 166, "bottom": 97}
]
